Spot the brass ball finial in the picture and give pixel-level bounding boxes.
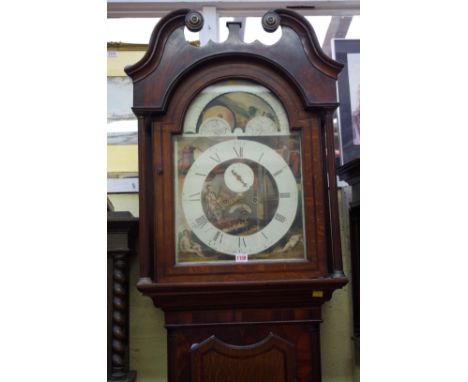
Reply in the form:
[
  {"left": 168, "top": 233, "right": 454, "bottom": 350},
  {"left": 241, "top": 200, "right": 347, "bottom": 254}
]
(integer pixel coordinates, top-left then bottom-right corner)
[
  {"left": 262, "top": 11, "right": 281, "bottom": 33},
  {"left": 185, "top": 10, "right": 204, "bottom": 32}
]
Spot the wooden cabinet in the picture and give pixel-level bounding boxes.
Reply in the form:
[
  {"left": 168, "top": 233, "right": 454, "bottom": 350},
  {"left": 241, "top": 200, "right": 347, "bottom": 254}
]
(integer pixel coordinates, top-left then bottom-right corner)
[{"left": 125, "top": 9, "right": 347, "bottom": 381}]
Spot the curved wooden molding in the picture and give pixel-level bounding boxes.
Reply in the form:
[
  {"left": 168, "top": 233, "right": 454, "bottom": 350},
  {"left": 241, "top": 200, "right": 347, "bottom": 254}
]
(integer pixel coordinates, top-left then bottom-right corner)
[
  {"left": 274, "top": 8, "right": 343, "bottom": 78},
  {"left": 190, "top": 333, "right": 296, "bottom": 382},
  {"left": 124, "top": 9, "right": 187, "bottom": 82},
  {"left": 124, "top": 8, "right": 343, "bottom": 112}
]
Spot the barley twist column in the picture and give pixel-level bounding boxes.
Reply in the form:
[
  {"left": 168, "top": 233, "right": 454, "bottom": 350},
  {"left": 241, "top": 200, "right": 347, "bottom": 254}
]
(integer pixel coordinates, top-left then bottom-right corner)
[{"left": 108, "top": 210, "right": 138, "bottom": 382}]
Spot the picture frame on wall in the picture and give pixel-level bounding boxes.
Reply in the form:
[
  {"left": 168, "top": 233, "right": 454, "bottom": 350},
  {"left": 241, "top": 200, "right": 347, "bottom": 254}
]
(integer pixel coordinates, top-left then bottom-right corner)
[{"left": 333, "top": 39, "right": 360, "bottom": 165}]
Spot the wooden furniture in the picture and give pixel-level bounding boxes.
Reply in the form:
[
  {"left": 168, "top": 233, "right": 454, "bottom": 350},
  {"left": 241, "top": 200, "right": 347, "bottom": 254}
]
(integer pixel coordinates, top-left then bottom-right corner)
[
  {"left": 107, "top": 209, "right": 138, "bottom": 382},
  {"left": 125, "top": 9, "right": 347, "bottom": 381}
]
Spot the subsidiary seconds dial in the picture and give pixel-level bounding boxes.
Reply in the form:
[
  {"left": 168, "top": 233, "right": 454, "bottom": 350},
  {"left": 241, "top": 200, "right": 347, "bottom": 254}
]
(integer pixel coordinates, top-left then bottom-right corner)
[
  {"left": 224, "top": 162, "right": 254, "bottom": 193},
  {"left": 181, "top": 139, "right": 298, "bottom": 256}
]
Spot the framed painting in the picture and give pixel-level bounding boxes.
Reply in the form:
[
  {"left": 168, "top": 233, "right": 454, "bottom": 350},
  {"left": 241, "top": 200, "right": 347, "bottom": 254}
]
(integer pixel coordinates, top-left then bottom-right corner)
[{"left": 333, "top": 39, "right": 360, "bottom": 165}]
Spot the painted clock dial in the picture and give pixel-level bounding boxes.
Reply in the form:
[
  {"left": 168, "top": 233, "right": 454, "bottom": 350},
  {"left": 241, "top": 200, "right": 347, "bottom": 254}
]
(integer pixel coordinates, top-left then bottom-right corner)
[
  {"left": 174, "top": 80, "right": 306, "bottom": 264},
  {"left": 181, "top": 139, "right": 298, "bottom": 256}
]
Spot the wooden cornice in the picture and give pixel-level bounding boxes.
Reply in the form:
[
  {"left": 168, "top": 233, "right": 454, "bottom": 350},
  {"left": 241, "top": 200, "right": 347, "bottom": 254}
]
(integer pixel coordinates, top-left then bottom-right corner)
[{"left": 124, "top": 8, "right": 344, "bottom": 111}]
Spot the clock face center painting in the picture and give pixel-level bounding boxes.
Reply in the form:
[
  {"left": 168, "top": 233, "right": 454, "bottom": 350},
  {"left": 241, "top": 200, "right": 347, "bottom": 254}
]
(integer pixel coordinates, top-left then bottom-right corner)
[
  {"left": 208, "top": 159, "right": 279, "bottom": 234},
  {"left": 174, "top": 80, "right": 307, "bottom": 264}
]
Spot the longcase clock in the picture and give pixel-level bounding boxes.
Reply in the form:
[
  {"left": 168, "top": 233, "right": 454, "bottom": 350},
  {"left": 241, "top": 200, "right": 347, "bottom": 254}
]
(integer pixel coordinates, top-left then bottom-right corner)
[{"left": 125, "top": 9, "right": 347, "bottom": 382}]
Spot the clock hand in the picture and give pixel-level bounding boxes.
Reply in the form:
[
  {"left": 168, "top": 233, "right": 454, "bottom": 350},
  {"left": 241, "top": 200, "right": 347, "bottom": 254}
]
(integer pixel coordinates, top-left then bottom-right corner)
[{"left": 231, "top": 169, "right": 248, "bottom": 188}]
